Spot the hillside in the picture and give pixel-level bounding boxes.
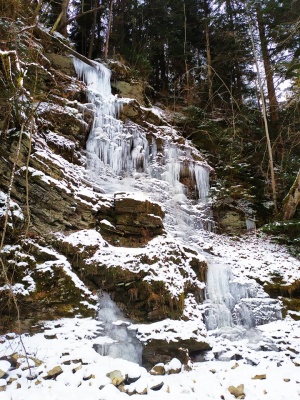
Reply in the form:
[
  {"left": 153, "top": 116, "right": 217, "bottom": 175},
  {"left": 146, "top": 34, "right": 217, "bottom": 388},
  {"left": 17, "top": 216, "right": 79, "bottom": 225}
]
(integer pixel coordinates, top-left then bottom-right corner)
[{"left": 0, "top": 14, "right": 300, "bottom": 400}]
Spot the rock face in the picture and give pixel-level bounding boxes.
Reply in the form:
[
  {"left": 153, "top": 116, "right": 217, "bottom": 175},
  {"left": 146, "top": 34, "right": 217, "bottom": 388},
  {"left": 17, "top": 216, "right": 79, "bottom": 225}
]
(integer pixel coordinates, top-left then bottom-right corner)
[
  {"left": 142, "top": 338, "right": 211, "bottom": 369},
  {"left": 213, "top": 204, "right": 247, "bottom": 234},
  {"left": 56, "top": 230, "right": 207, "bottom": 323},
  {"left": 0, "top": 17, "right": 210, "bottom": 332},
  {"left": 98, "top": 193, "right": 165, "bottom": 246}
]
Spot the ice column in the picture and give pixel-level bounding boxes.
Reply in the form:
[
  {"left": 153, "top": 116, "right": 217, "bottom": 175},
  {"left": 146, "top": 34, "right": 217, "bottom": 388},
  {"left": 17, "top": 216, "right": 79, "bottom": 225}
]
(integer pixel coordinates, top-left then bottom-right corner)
[
  {"left": 194, "top": 164, "right": 210, "bottom": 201},
  {"left": 93, "top": 292, "right": 142, "bottom": 364},
  {"left": 204, "top": 259, "right": 282, "bottom": 330},
  {"left": 73, "top": 58, "right": 149, "bottom": 177}
]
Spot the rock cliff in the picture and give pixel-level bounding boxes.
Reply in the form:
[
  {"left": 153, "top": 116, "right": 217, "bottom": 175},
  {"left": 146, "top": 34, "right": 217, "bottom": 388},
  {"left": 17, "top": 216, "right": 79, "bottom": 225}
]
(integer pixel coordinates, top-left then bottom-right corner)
[{"left": 0, "top": 20, "right": 209, "bottom": 349}]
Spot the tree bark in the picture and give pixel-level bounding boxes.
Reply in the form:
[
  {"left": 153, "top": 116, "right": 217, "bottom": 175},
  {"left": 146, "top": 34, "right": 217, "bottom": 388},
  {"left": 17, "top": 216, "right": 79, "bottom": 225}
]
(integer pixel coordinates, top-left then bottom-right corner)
[
  {"left": 247, "top": 8, "right": 278, "bottom": 213},
  {"left": 281, "top": 170, "right": 300, "bottom": 220},
  {"left": 104, "top": 0, "right": 114, "bottom": 60},
  {"left": 50, "top": 0, "right": 70, "bottom": 37},
  {"left": 204, "top": 0, "right": 213, "bottom": 108},
  {"left": 31, "top": 0, "right": 43, "bottom": 24},
  {"left": 256, "top": 6, "right": 280, "bottom": 129},
  {"left": 88, "top": 0, "right": 98, "bottom": 59}
]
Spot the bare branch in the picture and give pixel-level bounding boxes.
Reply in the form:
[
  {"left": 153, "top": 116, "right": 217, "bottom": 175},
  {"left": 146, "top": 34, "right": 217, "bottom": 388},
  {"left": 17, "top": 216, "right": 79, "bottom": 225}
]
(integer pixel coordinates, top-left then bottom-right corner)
[{"left": 58, "top": 5, "right": 104, "bottom": 32}]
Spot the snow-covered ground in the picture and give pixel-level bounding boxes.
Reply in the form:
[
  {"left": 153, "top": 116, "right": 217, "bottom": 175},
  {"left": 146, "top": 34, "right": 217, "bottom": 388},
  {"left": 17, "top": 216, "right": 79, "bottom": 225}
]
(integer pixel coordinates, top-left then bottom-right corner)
[
  {"left": 0, "top": 309, "right": 299, "bottom": 400},
  {"left": 1, "top": 228, "right": 300, "bottom": 400}
]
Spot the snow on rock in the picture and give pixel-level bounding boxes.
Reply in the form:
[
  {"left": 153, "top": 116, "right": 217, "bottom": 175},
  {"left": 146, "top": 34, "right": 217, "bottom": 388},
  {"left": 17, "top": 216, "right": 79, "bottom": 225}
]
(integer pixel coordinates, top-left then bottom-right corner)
[
  {"left": 0, "top": 361, "right": 10, "bottom": 378},
  {"left": 195, "top": 231, "right": 300, "bottom": 290},
  {"left": 0, "top": 190, "right": 24, "bottom": 229},
  {"left": 58, "top": 229, "right": 107, "bottom": 249},
  {"left": 165, "top": 358, "right": 182, "bottom": 374},
  {"left": 0, "top": 317, "right": 299, "bottom": 400}
]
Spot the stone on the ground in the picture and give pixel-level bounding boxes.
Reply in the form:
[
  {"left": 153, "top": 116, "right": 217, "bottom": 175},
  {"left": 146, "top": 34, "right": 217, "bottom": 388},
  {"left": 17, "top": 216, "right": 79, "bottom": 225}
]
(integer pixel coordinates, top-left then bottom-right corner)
[
  {"left": 252, "top": 374, "right": 266, "bottom": 380},
  {"left": 150, "top": 363, "right": 165, "bottom": 376},
  {"left": 0, "top": 379, "right": 7, "bottom": 392},
  {"left": 0, "top": 360, "right": 10, "bottom": 378},
  {"left": 106, "top": 370, "right": 126, "bottom": 386},
  {"left": 228, "top": 384, "right": 245, "bottom": 399},
  {"left": 149, "top": 381, "right": 164, "bottom": 391},
  {"left": 72, "top": 363, "right": 82, "bottom": 373},
  {"left": 43, "top": 366, "right": 63, "bottom": 379},
  {"left": 165, "top": 358, "right": 182, "bottom": 374}
]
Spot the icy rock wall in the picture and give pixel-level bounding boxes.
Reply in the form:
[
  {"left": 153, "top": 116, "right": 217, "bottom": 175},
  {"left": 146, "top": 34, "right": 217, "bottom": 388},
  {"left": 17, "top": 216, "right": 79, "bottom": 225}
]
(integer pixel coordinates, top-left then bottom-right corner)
[
  {"left": 204, "top": 259, "right": 282, "bottom": 331},
  {"left": 93, "top": 292, "right": 142, "bottom": 364},
  {"left": 73, "top": 58, "right": 210, "bottom": 206}
]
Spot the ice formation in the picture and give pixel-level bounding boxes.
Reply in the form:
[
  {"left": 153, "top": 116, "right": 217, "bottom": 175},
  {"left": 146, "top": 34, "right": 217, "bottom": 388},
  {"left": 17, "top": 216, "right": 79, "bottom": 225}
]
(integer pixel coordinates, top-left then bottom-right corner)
[
  {"left": 73, "top": 58, "right": 282, "bottom": 337},
  {"left": 93, "top": 292, "right": 142, "bottom": 364},
  {"left": 204, "top": 258, "right": 282, "bottom": 331},
  {"left": 73, "top": 58, "right": 211, "bottom": 232}
]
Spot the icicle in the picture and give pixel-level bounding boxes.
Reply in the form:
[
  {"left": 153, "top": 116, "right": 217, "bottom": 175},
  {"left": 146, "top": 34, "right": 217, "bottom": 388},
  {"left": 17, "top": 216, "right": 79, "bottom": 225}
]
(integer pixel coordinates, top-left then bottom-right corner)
[
  {"left": 194, "top": 164, "right": 210, "bottom": 201},
  {"left": 93, "top": 292, "right": 142, "bottom": 364},
  {"left": 204, "top": 259, "right": 282, "bottom": 331},
  {"left": 73, "top": 58, "right": 112, "bottom": 98},
  {"left": 74, "top": 57, "right": 212, "bottom": 232}
]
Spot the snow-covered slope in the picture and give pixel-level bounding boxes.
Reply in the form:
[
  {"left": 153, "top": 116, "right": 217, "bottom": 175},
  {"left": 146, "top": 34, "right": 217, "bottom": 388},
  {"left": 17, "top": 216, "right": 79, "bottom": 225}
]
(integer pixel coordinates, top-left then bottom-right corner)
[{"left": 0, "top": 26, "right": 300, "bottom": 400}]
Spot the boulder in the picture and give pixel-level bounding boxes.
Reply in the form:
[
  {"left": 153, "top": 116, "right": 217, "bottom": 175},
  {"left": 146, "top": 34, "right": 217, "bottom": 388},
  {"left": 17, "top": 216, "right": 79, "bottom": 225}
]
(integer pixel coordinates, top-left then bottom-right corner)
[
  {"left": 106, "top": 370, "right": 126, "bottom": 387},
  {"left": 120, "top": 100, "right": 163, "bottom": 126},
  {"left": 214, "top": 205, "right": 246, "bottom": 234},
  {"left": 43, "top": 366, "right": 63, "bottom": 380},
  {"left": 150, "top": 363, "right": 165, "bottom": 376},
  {"left": 143, "top": 339, "right": 211, "bottom": 370},
  {"left": 113, "top": 81, "right": 145, "bottom": 105},
  {"left": 228, "top": 384, "right": 245, "bottom": 399},
  {"left": 165, "top": 358, "right": 182, "bottom": 374},
  {"left": 0, "top": 360, "right": 11, "bottom": 378},
  {"left": 97, "top": 193, "right": 165, "bottom": 246}
]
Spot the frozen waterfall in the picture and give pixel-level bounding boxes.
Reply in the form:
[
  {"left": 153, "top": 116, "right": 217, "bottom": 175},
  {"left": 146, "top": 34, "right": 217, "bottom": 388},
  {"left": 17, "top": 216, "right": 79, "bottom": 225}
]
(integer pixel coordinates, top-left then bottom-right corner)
[
  {"left": 74, "top": 57, "right": 282, "bottom": 340},
  {"left": 204, "top": 258, "right": 282, "bottom": 331},
  {"left": 93, "top": 292, "right": 143, "bottom": 364},
  {"left": 73, "top": 58, "right": 211, "bottom": 232}
]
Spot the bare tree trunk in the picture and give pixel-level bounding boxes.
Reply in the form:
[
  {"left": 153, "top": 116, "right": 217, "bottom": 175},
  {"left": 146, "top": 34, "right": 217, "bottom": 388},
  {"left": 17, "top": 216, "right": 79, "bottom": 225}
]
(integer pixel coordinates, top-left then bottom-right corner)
[
  {"left": 183, "top": 2, "right": 190, "bottom": 103},
  {"left": 281, "top": 170, "right": 300, "bottom": 220},
  {"left": 58, "top": 5, "right": 104, "bottom": 32},
  {"left": 226, "top": 0, "right": 243, "bottom": 105},
  {"left": 31, "top": 0, "right": 43, "bottom": 24},
  {"left": 256, "top": 6, "right": 280, "bottom": 129},
  {"left": 247, "top": 7, "right": 278, "bottom": 213},
  {"left": 104, "top": 0, "right": 114, "bottom": 60},
  {"left": 50, "top": 0, "right": 70, "bottom": 37},
  {"left": 88, "top": 0, "right": 98, "bottom": 59},
  {"left": 204, "top": 0, "right": 213, "bottom": 108}
]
